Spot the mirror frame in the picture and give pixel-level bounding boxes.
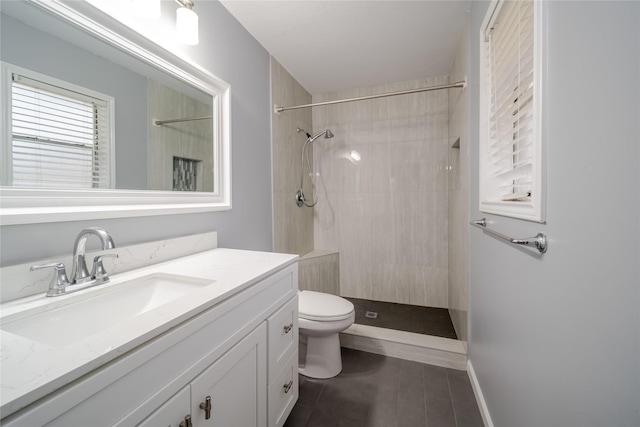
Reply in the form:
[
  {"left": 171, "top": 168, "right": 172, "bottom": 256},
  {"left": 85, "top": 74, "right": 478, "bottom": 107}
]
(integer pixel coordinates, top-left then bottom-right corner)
[{"left": 0, "top": 0, "right": 231, "bottom": 225}]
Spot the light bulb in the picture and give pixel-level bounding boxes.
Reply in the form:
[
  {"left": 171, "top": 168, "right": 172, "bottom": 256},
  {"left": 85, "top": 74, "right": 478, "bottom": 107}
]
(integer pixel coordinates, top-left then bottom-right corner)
[{"left": 176, "top": 7, "right": 199, "bottom": 45}]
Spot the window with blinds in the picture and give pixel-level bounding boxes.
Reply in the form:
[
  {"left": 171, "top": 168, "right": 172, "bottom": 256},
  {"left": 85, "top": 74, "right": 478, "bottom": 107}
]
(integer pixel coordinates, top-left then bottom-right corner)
[
  {"left": 5, "top": 68, "right": 114, "bottom": 189},
  {"left": 479, "top": 0, "right": 545, "bottom": 222}
]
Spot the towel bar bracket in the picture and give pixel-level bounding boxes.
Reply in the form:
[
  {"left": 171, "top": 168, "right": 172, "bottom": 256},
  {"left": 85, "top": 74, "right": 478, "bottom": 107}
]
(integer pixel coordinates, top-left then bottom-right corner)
[{"left": 470, "top": 218, "right": 548, "bottom": 254}]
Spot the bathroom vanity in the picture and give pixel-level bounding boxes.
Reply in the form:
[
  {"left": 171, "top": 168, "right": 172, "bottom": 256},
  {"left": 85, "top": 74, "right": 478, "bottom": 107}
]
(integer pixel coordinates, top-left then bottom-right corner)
[{"left": 0, "top": 248, "right": 299, "bottom": 427}]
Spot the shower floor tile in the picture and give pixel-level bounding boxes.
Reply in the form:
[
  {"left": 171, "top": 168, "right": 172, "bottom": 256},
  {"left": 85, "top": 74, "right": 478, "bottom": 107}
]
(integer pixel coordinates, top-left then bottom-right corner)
[{"left": 345, "top": 298, "right": 458, "bottom": 340}]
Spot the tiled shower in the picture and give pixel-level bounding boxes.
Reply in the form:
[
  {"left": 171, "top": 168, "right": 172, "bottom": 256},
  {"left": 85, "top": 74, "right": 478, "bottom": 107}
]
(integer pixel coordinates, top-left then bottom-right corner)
[
  {"left": 271, "top": 51, "right": 468, "bottom": 344},
  {"left": 311, "top": 76, "right": 450, "bottom": 308},
  {"left": 148, "top": 79, "right": 213, "bottom": 192}
]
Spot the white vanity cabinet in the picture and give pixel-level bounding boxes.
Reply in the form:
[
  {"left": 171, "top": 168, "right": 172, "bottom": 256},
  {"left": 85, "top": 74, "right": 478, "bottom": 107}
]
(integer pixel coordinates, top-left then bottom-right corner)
[
  {"left": 139, "top": 324, "right": 267, "bottom": 427},
  {"left": 1, "top": 261, "right": 298, "bottom": 427}
]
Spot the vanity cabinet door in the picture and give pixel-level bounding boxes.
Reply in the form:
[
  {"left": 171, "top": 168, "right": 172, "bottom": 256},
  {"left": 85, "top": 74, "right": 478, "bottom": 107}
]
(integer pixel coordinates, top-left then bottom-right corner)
[
  {"left": 190, "top": 323, "right": 267, "bottom": 427},
  {"left": 137, "top": 386, "right": 190, "bottom": 427}
]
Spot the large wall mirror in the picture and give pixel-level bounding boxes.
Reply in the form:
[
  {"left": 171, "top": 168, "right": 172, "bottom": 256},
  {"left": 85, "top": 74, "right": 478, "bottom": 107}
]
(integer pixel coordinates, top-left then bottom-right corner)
[{"left": 0, "top": 0, "right": 231, "bottom": 225}]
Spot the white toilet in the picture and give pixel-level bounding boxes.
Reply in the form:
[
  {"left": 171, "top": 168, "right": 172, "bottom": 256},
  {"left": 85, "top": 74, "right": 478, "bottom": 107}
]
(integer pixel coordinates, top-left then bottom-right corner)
[{"left": 298, "top": 290, "right": 355, "bottom": 379}]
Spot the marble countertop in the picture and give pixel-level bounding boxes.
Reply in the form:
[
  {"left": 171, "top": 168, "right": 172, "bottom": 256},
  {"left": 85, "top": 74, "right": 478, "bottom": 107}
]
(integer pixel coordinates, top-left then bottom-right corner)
[{"left": 0, "top": 248, "right": 298, "bottom": 418}]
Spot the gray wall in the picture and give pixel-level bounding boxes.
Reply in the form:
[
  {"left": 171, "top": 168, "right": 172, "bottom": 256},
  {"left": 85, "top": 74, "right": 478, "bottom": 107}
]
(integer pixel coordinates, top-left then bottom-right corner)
[
  {"left": 468, "top": 2, "right": 640, "bottom": 426},
  {"left": 0, "top": 1, "right": 273, "bottom": 265}
]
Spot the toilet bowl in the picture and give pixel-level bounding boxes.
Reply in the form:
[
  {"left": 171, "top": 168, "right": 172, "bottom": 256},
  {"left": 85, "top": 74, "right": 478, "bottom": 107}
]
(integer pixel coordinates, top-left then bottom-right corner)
[{"left": 298, "top": 290, "right": 355, "bottom": 379}]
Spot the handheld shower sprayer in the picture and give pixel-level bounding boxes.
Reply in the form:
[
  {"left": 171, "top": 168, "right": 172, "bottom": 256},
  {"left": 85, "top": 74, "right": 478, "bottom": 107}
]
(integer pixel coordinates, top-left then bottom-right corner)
[{"left": 295, "top": 128, "right": 334, "bottom": 207}]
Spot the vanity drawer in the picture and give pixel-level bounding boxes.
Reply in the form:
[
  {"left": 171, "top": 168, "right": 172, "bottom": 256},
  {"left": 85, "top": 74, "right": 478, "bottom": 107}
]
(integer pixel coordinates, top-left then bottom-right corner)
[
  {"left": 267, "top": 295, "right": 298, "bottom": 380},
  {"left": 268, "top": 352, "right": 298, "bottom": 427}
]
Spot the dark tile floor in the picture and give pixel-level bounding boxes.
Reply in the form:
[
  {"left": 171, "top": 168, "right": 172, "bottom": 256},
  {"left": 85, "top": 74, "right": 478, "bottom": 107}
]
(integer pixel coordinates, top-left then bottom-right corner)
[
  {"left": 284, "top": 348, "right": 484, "bottom": 427},
  {"left": 346, "top": 298, "right": 458, "bottom": 340}
]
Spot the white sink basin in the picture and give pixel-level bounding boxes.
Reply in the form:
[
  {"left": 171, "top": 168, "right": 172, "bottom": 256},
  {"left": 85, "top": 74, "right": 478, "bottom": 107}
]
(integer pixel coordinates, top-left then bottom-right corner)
[{"left": 1, "top": 273, "right": 215, "bottom": 347}]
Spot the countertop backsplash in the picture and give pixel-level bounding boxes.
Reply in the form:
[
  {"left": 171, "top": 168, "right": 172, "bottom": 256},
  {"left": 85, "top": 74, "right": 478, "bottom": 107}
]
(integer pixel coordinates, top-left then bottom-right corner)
[{"left": 0, "top": 232, "right": 218, "bottom": 303}]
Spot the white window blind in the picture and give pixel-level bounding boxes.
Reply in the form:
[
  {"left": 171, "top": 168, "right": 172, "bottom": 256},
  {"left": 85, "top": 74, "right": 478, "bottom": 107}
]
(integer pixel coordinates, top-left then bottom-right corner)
[
  {"left": 480, "top": 0, "right": 544, "bottom": 222},
  {"left": 9, "top": 73, "right": 112, "bottom": 189}
]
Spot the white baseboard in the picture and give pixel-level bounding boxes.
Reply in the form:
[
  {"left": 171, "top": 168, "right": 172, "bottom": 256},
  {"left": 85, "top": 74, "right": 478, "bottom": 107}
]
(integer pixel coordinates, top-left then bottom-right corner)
[{"left": 467, "top": 359, "right": 494, "bottom": 427}]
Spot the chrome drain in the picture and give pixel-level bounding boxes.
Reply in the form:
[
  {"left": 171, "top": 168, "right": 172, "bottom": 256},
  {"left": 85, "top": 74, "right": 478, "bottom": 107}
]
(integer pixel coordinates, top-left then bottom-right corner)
[{"left": 365, "top": 311, "right": 378, "bottom": 319}]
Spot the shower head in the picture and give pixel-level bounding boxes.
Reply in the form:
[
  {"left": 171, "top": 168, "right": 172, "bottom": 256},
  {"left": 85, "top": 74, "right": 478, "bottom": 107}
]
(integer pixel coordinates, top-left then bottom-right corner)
[{"left": 308, "top": 129, "right": 334, "bottom": 143}]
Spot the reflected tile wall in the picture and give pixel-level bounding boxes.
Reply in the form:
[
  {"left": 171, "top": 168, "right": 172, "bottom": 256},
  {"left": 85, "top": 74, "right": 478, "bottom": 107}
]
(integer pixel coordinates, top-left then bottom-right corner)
[
  {"left": 313, "top": 76, "right": 450, "bottom": 308},
  {"left": 271, "top": 58, "right": 314, "bottom": 256},
  {"left": 148, "top": 79, "right": 213, "bottom": 192}
]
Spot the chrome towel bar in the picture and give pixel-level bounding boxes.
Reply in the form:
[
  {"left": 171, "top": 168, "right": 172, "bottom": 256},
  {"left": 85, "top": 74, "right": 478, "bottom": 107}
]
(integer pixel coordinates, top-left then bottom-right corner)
[{"left": 470, "top": 218, "right": 548, "bottom": 254}]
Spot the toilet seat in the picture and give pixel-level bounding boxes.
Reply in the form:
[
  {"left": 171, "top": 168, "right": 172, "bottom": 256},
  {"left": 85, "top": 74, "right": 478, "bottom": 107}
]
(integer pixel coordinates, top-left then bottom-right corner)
[{"left": 298, "top": 290, "right": 354, "bottom": 322}]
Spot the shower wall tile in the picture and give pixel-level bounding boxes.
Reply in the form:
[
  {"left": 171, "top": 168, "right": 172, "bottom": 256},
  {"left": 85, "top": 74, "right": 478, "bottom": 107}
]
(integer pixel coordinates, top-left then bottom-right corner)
[
  {"left": 336, "top": 87, "right": 373, "bottom": 127},
  {"left": 340, "top": 259, "right": 374, "bottom": 300},
  {"left": 371, "top": 191, "right": 445, "bottom": 269},
  {"left": 407, "top": 267, "right": 427, "bottom": 306},
  {"left": 337, "top": 193, "right": 373, "bottom": 264},
  {"left": 371, "top": 262, "right": 406, "bottom": 303},
  {"left": 271, "top": 57, "right": 313, "bottom": 256},
  {"left": 273, "top": 192, "right": 314, "bottom": 256},
  {"left": 338, "top": 142, "right": 373, "bottom": 194},
  {"left": 424, "top": 267, "right": 448, "bottom": 308},
  {"left": 299, "top": 251, "right": 340, "bottom": 295},
  {"left": 313, "top": 191, "right": 340, "bottom": 252},
  {"left": 314, "top": 128, "right": 342, "bottom": 195},
  {"left": 435, "top": 137, "right": 451, "bottom": 192},
  {"left": 369, "top": 141, "right": 393, "bottom": 193},
  {"left": 312, "top": 75, "right": 450, "bottom": 308},
  {"left": 447, "top": 28, "right": 470, "bottom": 344}
]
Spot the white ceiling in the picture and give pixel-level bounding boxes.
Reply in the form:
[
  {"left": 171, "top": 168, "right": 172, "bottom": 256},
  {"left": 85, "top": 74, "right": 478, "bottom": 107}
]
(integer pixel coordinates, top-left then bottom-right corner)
[{"left": 219, "top": 0, "right": 471, "bottom": 94}]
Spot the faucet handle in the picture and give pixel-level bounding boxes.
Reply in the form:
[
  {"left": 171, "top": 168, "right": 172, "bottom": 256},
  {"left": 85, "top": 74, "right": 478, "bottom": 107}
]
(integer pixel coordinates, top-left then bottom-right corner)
[
  {"left": 31, "top": 263, "right": 70, "bottom": 296},
  {"left": 91, "top": 253, "right": 119, "bottom": 283}
]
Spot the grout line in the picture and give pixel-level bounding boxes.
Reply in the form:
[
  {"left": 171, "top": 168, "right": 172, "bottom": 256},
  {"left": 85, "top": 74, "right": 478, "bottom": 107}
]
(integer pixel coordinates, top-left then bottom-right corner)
[
  {"left": 302, "top": 378, "right": 324, "bottom": 427},
  {"left": 423, "top": 365, "right": 429, "bottom": 427},
  {"left": 446, "top": 369, "right": 460, "bottom": 427},
  {"left": 312, "top": 381, "right": 325, "bottom": 411}
]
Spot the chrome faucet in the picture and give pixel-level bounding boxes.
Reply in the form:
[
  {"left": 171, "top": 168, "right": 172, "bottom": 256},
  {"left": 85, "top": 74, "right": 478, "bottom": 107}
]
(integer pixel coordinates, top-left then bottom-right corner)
[
  {"left": 30, "top": 227, "right": 118, "bottom": 297},
  {"left": 71, "top": 227, "right": 115, "bottom": 285}
]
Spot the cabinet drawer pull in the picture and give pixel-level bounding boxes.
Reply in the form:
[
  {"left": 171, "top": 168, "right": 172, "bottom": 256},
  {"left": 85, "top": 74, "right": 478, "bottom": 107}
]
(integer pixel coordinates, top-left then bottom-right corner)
[
  {"left": 283, "top": 323, "right": 294, "bottom": 334},
  {"left": 179, "top": 414, "right": 193, "bottom": 427},
  {"left": 200, "top": 395, "right": 212, "bottom": 420},
  {"left": 283, "top": 380, "right": 293, "bottom": 394}
]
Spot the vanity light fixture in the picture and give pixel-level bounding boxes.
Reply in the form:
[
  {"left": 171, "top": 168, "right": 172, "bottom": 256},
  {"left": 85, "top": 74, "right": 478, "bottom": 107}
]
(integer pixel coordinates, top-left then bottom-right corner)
[{"left": 175, "top": 0, "right": 199, "bottom": 45}]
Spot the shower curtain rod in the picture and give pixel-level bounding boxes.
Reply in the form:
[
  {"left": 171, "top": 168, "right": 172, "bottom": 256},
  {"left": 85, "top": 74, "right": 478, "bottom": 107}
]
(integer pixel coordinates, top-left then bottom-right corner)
[
  {"left": 154, "top": 115, "right": 213, "bottom": 126},
  {"left": 273, "top": 79, "right": 466, "bottom": 114}
]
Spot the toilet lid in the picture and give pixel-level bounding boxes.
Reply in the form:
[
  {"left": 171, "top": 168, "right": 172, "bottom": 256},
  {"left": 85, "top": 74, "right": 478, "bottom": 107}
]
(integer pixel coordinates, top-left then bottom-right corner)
[{"left": 298, "top": 291, "right": 354, "bottom": 321}]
